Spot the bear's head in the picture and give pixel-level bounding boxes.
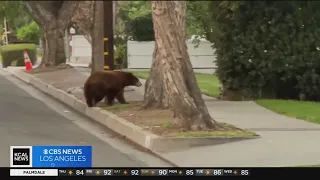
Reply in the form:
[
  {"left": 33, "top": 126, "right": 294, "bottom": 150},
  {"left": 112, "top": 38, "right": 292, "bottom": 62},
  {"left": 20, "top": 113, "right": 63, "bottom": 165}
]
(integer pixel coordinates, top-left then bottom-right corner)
[{"left": 125, "top": 72, "right": 142, "bottom": 87}]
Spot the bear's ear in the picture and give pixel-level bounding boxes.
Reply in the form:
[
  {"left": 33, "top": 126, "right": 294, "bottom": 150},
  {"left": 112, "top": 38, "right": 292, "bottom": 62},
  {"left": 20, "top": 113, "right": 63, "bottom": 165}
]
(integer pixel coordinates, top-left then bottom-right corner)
[{"left": 125, "top": 72, "right": 133, "bottom": 77}]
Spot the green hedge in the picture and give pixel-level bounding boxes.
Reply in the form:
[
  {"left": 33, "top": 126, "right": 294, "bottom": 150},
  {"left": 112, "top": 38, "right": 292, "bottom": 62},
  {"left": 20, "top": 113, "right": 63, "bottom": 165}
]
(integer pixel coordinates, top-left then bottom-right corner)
[
  {"left": 210, "top": 1, "right": 320, "bottom": 100},
  {"left": 129, "top": 14, "right": 154, "bottom": 41},
  {"left": 1, "top": 43, "right": 37, "bottom": 68}
]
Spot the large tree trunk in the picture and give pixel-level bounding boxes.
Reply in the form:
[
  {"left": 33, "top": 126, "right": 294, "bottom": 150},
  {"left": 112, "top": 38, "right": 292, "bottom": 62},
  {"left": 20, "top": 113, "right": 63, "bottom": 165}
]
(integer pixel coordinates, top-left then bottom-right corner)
[
  {"left": 143, "top": 1, "right": 220, "bottom": 131},
  {"left": 24, "top": 1, "right": 79, "bottom": 68},
  {"left": 39, "top": 27, "right": 66, "bottom": 67},
  {"left": 91, "top": 1, "right": 104, "bottom": 73}
]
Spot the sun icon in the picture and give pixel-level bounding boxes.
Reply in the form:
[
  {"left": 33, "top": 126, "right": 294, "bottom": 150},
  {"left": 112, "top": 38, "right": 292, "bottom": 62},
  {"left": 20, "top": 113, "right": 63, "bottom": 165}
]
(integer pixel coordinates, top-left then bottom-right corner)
[{"left": 68, "top": 170, "right": 73, "bottom": 175}]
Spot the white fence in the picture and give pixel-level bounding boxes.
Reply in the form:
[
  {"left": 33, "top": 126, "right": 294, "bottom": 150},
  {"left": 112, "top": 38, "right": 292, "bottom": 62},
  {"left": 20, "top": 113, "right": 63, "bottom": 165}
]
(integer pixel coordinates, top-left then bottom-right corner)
[
  {"left": 69, "top": 36, "right": 217, "bottom": 73},
  {"left": 127, "top": 40, "right": 217, "bottom": 73},
  {"left": 71, "top": 35, "right": 91, "bottom": 58}
]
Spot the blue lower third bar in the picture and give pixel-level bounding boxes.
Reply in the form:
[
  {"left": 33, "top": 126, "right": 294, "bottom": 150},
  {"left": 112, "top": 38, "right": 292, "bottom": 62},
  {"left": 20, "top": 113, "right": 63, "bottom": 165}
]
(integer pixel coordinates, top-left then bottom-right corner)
[{"left": 32, "top": 146, "right": 92, "bottom": 168}]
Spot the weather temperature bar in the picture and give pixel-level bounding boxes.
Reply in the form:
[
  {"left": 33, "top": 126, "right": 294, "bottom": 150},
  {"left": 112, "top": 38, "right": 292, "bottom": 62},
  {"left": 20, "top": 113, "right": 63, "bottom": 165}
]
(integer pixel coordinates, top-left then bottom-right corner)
[
  {"left": 7, "top": 168, "right": 248, "bottom": 177},
  {"left": 58, "top": 168, "right": 246, "bottom": 176},
  {"left": 9, "top": 168, "right": 320, "bottom": 177}
]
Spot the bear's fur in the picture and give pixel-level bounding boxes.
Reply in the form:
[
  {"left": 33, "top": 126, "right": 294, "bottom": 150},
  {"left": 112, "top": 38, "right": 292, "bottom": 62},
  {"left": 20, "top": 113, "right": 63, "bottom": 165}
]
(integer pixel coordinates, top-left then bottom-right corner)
[{"left": 83, "top": 71, "right": 142, "bottom": 107}]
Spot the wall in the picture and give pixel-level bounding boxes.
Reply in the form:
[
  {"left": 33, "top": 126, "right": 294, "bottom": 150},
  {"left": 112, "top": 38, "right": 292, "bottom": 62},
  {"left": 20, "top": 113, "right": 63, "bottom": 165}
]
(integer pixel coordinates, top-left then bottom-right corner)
[
  {"left": 71, "top": 35, "right": 91, "bottom": 58},
  {"left": 69, "top": 36, "right": 217, "bottom": 73},
  {"left": 127, "top": 40, "right": 217, "bottom": 73}
]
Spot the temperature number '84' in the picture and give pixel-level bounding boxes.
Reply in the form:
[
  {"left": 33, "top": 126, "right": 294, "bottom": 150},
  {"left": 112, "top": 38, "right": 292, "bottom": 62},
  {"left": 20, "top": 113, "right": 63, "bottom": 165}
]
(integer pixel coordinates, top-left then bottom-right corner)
[{"left": 76, "top": 170, "right": 84, "bottom": 176}]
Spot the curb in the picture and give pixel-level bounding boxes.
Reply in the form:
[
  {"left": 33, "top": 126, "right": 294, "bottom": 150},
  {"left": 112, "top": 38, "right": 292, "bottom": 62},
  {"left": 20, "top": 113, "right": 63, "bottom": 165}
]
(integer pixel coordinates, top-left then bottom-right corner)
[
  {"left": 5, "top": 68, "right": 158, "bottom": 146},
  {"left": 3, "top": 67, "right": 178, "bottom": 166},
  {"left": 4, "top": 67, "right": 258, "bottom": 166}
]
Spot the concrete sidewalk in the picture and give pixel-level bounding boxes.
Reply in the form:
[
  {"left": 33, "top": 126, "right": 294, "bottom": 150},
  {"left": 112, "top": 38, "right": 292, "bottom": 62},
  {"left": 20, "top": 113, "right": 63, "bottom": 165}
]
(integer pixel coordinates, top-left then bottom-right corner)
[{"left": 5, "top": 66, "right": 320, "bottom": 167}]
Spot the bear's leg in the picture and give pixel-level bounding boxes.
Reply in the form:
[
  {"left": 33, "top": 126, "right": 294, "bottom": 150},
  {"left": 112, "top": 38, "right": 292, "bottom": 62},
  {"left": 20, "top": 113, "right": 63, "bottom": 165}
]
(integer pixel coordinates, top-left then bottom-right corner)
[
  {"left": 86, "top": 99, "right": 94, "bottom": 107},
  {"left": 94, "top": 95, "right": 104, "bottom": 106},
  {"left": 104, "top": 96, "right": 115, "bottom": 105},
  {"left": 88, "top": 97, "right": 100, "bottom": 107},
  {"left": 86, "top": 94, "right": 94, "bottom": 107},
  {"left": 105, "top": 90, "right": 117, "bottom": 106},
  {"left": 105, "top": 94, "right": 116, "bottom": 106},
  {"left": 116, "top": 89, "right": 128, "bottom": 104}
]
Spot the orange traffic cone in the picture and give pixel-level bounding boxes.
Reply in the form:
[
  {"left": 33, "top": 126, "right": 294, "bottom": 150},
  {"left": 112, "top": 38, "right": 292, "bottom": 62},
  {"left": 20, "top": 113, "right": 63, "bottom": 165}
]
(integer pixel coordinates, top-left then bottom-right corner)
[{"left": 23, "top": 50, "right": 33, "bottom": 71}]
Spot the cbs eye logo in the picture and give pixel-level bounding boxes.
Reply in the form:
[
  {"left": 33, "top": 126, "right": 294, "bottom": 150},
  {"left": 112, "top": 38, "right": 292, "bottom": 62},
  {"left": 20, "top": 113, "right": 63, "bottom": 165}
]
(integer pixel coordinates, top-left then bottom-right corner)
[{"left": 43, "top": 149, "right": 48, "bottom": 154}]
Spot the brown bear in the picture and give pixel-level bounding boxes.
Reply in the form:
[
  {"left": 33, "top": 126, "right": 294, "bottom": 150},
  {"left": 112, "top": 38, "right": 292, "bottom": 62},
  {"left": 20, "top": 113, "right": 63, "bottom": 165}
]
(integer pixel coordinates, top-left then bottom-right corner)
[{"left": 83, "top": 71, "right": 142, "bottom": 107}]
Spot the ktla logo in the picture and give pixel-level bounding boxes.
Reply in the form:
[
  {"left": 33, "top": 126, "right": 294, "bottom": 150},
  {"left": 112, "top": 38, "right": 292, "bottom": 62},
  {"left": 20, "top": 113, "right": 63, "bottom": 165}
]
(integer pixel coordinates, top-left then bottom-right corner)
[{"left": 10, "top": 146, "right": 33, "bottom": 167}]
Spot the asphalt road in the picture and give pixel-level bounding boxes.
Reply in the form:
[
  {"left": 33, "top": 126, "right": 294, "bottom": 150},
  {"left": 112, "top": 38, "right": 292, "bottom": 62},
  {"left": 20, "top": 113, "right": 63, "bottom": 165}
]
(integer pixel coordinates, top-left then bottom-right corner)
[{"left": 0, "top": 70, "right": 171, "bottom": 167}]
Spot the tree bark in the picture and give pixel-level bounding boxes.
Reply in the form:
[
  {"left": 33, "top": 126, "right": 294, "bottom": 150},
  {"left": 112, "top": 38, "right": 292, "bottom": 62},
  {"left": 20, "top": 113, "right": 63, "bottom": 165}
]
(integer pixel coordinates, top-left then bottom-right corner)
[
  {"left": 143, "top": 1, "right": 220, "bottom": 131},
  {"left": 91, "top": 1, "right": 104, "bottom": 73},
  {"left": 24, "top": 1, "right": 79, "bottom": 68},
  {"left": 71, "top": 1, "right": 94, "bottom": 44},
  {"left": 71, "top": 1, "right": 122, "bottom": 45},
  {"left": 39, "top": 27, "right": 66, "bottom": 67}
]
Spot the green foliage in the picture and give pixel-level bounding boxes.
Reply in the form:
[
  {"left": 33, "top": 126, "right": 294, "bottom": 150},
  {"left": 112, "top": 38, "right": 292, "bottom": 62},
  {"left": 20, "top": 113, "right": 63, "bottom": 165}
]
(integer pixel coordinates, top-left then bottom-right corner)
[
  {"left": 128, "top": 15, "right": 154, "bottom": 41},
  {"left": 1, "top": 43, "right": 37, "bottom": 67},
  {"left": 186, "top": 1, "right": 212, "bottom": 38},
  {"left": 0, "top": 1, "right": 33, "bottom": 33},
  {"left": 16, "top": 21, "right": 41, "bottom": 44},
  {"left": 114, "top": 1, "right": 153, "bottom": 69},
  {"left": 114, "top": 35, "right": 127, "bottom": 69},
  {"left": 123, "top": 1, "right": 152, "bottom": 20},
  {"left": 114, "top": 43, "right": 127, "bottom": 69},
  {"left": 118, "top": 1, "right": 153, "bottom": 41},
  {"left": 118, "top": 1, "right": 213, "bottom": 41},
  {"left": 209, "top": 1, "right": 320, "bottom": 100}
]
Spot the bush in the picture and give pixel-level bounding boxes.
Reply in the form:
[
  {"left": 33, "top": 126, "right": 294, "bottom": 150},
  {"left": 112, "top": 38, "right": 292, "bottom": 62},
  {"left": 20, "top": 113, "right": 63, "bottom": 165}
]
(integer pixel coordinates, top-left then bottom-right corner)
[
  {"left": 113, "top": 35, "right": 128, "bottom": 69},
  {"left": 114, "top": 44, "right": 127, "bottom": 69},
  {"left": 210, "top": 1, "right": 320, "bottom": 100},
  {"left": 16, "top": 21, "right": 41, "bottom": 45},
  {"left": 128, "top": 14, "right": 154, "bottom": 41},
  {"left": 1, "top": 43, "right": 37, "bottom": 68}
]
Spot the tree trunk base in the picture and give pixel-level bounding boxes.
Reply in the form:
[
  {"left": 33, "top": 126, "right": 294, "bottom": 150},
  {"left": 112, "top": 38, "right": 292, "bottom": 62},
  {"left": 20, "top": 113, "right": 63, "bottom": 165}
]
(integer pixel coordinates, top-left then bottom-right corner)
[
  {"left": 189, "top": 119, "right": 223, "bottom": 131},
  {"left": 173, "top": 108, "right": 223, "bottom": 131}
]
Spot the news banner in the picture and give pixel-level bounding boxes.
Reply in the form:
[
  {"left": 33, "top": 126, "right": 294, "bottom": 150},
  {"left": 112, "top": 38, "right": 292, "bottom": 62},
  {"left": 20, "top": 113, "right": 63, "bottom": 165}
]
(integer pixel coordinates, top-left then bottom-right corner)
[{"left": 7, "top": 146, "right": 320, "bottom": 178}]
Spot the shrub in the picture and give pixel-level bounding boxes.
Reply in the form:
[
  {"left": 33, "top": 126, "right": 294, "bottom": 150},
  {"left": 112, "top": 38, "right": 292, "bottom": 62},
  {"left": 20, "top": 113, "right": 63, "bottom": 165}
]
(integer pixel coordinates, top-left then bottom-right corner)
[
  {"left": 16, "top": 21, "right": 41, "bottom": 45},
  {"left": 118, "top": 1, "right": 153, "bottom": 41},
  {"left": 128, "top": 14, "right": 154, "bottom": 41},
  {"left": 114, "top": 44, "right": 127, "bottom": 69},
  {"left": 1, "top": 43, "right": 37, "bottom": 68},
  {"left": 113, "top": 35, "right": 128, "bottom": 69},
  {"left": 210, "top": 1, "right": 320, "bottom": 100}
]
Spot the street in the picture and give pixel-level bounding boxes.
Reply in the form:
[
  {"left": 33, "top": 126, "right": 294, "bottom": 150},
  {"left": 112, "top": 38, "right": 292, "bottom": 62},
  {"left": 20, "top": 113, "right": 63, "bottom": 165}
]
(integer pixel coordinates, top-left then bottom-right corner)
[{"left": 0, "top": 70, "right": 171, "bottom": 167}]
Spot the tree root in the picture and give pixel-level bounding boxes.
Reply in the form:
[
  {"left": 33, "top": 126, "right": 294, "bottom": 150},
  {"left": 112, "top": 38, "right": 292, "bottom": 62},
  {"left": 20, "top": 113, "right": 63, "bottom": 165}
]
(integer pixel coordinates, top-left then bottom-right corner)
[{"left": 56, "top": 63, "right": 73, "bottom": 69}]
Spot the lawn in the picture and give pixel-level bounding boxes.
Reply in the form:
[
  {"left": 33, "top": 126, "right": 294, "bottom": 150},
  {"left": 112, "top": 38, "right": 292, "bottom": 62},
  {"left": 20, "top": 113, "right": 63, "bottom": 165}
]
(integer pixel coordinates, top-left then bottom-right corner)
[
  {"left": 256, "top": 99, "right": 320, "bottom": 124},
  {"left": 131, "top": 71, "right": 221, "bottom": 97}
]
